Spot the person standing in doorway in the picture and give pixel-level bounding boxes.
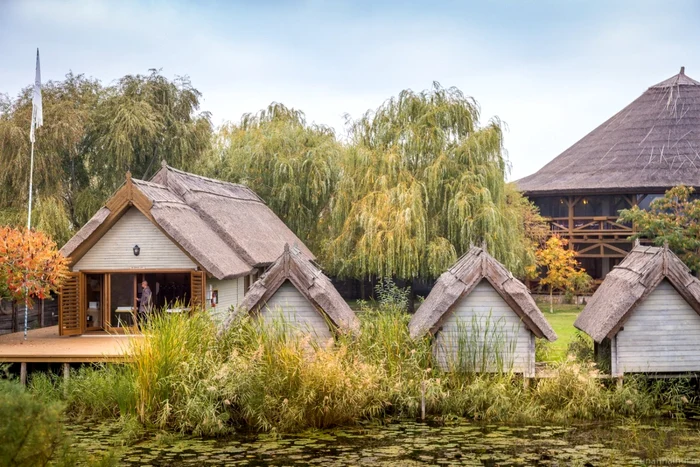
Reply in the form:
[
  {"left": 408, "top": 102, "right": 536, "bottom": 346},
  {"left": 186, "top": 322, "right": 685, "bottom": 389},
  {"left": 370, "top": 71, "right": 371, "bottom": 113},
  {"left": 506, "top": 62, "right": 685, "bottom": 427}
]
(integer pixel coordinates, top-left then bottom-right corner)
[{"left": 137, "top": 280, "right": 152, "bottom": 328}]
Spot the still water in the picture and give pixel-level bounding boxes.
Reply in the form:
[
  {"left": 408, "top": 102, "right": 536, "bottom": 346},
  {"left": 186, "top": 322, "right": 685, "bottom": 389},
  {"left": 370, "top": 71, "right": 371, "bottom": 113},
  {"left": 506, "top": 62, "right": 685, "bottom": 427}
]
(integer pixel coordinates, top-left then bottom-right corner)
[{"left": 69, "top": 420, "right": 700, "bottom": 466}]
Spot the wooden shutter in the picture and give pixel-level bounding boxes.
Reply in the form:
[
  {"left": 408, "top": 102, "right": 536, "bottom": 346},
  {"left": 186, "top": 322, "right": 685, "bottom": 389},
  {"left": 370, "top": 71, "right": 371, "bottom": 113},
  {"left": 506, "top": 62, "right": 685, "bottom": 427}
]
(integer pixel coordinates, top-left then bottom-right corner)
[
  {"left": 190, "top": 271, "right": 206, "bottom": 309},
  {"left": 59, "top": 272, "right": 83, "bottom": 336}
]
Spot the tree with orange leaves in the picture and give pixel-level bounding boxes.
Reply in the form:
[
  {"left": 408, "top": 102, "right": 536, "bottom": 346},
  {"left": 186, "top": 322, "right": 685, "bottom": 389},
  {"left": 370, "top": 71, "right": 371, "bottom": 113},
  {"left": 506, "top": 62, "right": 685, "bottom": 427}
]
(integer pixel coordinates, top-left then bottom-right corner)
[
  {"left": 530, "top": 235, "right": 591, "bottom": 313},
  {"left": 0, "top": 226, "right": 68, "bottom": 333}
]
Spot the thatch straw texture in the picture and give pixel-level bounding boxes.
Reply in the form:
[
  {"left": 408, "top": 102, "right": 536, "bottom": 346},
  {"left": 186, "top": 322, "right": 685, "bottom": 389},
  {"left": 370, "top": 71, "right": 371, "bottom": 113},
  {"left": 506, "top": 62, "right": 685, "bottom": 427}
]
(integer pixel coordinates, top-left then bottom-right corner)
[
  {"left": 574, "top": 244, "right": 700, "bottom": 343},
  {"left": 222, "top": 244, "right": 360, "bottom": 333},
  {"left": 409, "top": 247, "right": 556, "bottom": 341},
  {"left": 518, "top": 69, "right": 700, "bottom": 195},
  {"left": 61, "top": 163, "right": 312, "bottom": 280}
]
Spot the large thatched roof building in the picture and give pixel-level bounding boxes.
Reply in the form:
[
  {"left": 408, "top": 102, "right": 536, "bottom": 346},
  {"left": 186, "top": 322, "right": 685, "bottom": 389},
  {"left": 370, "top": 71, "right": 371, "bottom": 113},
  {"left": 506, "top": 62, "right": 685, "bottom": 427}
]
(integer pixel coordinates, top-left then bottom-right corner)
[
  {"left": 57, "top": 162, "right": 311, "bottom": 336},
  {"left": 409, "top": 247, "right": 556, "bottom": 377},
  {"left": 575, "top": 244, "right": 700, "bottom": 376},
  {"left": 222, "top": 244, "right": 359, "bottom": 341},
  {"left": 517, "top": 68, "right": 700, "bottom": 279}
]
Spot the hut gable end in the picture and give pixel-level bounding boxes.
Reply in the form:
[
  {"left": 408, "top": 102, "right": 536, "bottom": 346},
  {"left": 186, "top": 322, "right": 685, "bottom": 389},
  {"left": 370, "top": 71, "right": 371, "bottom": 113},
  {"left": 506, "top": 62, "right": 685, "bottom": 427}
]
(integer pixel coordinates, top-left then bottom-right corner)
[
  {"left": 574, "top": 245, "right": 700, "bottom": 343},
  {"left": 222, "top": 245, "right": 360, "bottom": 334},
  {"left": 409, "top": 247, "right": 556, "bottom": 341},
  {"left": 72, "top": 207, "right": 196, "bottom": 271}
]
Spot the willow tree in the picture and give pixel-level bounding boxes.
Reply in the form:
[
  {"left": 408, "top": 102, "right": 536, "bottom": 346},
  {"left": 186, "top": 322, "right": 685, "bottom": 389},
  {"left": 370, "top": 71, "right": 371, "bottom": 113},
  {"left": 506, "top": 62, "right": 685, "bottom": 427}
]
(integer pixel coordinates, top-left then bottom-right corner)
[
  {"left": 322, "top": 83, "right": 540, "bottom": 280},
  {"left": 0, "top": 73, "right": 100, "bottom": 244},
  {"left": 87, "top": 70, "right": 213, "bottom": 200},
  {"left": 203, "top": 103, "right": 341, "bottom": 247},
  {"left": 0, "top": 70, "right": 212, "bottom": 245}
]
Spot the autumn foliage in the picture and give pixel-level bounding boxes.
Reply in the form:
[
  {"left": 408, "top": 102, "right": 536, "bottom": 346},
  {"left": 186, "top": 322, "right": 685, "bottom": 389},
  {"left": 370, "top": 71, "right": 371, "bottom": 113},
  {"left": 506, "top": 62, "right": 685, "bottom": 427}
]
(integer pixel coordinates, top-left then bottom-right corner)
[
  {"left": 530, "top": 235, "right": 592, "bottom": 312},
  {"left": 0, "top": 226, "right": 68, "bottom": 305}
]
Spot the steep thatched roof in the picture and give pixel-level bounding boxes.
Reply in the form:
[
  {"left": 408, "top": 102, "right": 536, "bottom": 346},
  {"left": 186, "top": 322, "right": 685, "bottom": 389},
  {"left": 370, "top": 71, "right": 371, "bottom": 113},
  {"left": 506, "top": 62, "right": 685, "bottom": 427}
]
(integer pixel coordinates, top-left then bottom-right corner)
[
  {"left": 60, "top": 163, "right": 313, "bottom": 280},
  {"left": 409, "top": 247, "right": 556, "bottom": 341},
  {"left": 517, "top": 68, "right": 700, "bottom": 195},
  {"left": 574, "top": 244, "right": 700, "bottom": 343},
  {"left": 222, "top": 244, "right": 360, "bottom": 333}
]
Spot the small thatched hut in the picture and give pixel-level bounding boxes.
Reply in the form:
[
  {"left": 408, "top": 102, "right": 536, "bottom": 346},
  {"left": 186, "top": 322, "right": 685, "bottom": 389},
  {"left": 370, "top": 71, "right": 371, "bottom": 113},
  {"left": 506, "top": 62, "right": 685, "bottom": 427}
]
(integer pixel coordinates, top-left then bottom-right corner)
[
  {"left": 222, "top": 244, "right": 360, "bottom": 341},
  {"left": 575, "top": 244, "right": 700, "bottom": 376},
  {"left": 409, "top": 247, "right": 556, "bottom": 377}
]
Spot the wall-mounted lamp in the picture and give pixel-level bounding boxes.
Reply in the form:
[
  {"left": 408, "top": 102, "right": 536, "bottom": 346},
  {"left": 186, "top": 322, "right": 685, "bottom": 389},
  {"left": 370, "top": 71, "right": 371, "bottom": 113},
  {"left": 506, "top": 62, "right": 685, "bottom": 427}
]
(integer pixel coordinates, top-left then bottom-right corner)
[{"left": 133, "top": 245, "right": 140, "bottom": 256}]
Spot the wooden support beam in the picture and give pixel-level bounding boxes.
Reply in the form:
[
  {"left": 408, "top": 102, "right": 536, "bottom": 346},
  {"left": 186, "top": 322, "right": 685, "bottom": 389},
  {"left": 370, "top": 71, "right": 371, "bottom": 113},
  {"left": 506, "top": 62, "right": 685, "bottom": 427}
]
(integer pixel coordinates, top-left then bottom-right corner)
[
  {"left": 567, "top": 196, "right": 574, "bottom": 246},
  {"left": 20, "top": 362, "right": 27, "bottom": 386}
]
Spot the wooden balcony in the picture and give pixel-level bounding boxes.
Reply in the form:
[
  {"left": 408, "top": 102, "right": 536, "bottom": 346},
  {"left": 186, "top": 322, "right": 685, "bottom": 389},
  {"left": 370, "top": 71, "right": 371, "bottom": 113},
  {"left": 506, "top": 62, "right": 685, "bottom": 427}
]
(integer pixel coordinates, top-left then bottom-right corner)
[{"left": 546, "top": 216, "right": 637, "bottom": 258}]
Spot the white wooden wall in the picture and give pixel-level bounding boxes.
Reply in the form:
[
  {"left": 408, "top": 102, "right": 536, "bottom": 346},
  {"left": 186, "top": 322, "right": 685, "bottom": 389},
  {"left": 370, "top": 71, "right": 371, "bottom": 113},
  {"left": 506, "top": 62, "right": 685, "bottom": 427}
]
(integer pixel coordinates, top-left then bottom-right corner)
[
  {"left": 259, "top": 281, "right": 333, "bottom": 344},
  {"left": 73, "top": 208, "right": 196, "bottom": 271},
  {"left": 208, "top": 277, "right": 245, "bottom": 320},
  {"left": 433, "top": 280, "right": 534, "bottom": 376},
  {"left": 614, "top": 279, "right": 700, "bottom": 375}
]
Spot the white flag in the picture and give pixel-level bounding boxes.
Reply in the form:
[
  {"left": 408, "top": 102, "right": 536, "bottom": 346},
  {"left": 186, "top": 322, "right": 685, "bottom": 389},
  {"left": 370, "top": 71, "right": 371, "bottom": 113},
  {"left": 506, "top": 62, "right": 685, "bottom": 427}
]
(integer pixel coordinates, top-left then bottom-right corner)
[{"left": 30, "top": 48, "right": 43, "bottom": 143}]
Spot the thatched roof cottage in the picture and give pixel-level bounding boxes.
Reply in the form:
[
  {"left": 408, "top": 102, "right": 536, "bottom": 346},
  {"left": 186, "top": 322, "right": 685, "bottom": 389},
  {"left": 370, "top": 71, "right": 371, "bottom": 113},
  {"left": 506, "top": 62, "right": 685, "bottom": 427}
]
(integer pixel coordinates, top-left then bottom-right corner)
[
  {"left": 409, "top": 247, "right": 556, "bottom": 377},
  {"left": 575, "top": 244, "right": 700, "bottom": 376},
  {"left": 222, "top": 244, "right": 359, "bottom": 341},
  {"left": 517, "top": 68, "right": 700, "bottom": 279},
  {"left": 58, "top": 162, "right": 312, "bottom": 336}
]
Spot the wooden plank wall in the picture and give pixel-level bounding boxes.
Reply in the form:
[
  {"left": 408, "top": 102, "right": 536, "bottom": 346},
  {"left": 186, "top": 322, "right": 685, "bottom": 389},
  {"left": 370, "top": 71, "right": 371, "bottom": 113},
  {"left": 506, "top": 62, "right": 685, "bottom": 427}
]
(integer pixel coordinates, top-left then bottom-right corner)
[
  {"left": 207, "top": 277, "right": 244, "bottom": 319},
  {"left": 433, "top": 279, "right": 534, "bottom": 376},
  {"left": 260, "top": 281, "right": 333, "bottom": 344},
  {"left": 616, "top": 279, "right": 700, "bottom": 374},
  {"left": 73, "top": 208, "right": 196, "bottom": 271}
]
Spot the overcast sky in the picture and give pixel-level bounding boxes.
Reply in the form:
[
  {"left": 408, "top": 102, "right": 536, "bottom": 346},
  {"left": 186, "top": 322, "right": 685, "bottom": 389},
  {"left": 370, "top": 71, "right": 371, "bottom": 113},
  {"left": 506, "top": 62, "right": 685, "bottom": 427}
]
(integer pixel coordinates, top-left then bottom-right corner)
[{"left": 1, "top": 0, "right": 699, "bottom": 180}]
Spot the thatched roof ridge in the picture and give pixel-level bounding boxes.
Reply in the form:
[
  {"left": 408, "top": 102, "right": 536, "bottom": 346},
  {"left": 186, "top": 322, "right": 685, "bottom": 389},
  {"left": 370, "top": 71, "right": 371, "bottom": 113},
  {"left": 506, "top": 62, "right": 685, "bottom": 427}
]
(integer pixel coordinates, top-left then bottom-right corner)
[
  {"left": 60, "top": 164, "right": 312, "bottom": 280},
  {"left": 408, "top": 247, "right": 556, "bottom": 341},
  {"left": 574, "top": 244, "right": 700, "bottom": 343},
  {"left": 222, "top": 244, "right": 360, "bottom": 333},
  {"left": 152, "top": 165, "right": 264, "bottom": 202},
  {"left": 517, "top": 68, "right": 700, "bottom": 195}
]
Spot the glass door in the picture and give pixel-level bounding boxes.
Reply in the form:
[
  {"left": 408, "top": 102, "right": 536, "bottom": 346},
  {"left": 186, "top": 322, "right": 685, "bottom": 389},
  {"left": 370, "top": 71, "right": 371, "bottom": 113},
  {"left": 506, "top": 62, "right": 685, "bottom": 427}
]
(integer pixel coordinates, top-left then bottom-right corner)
[
  {"left": 109, "top": 273, "right": 137, "bottom": 330},
  {"left": 84, "top": 274, "right": 104, "bottom": 331}
]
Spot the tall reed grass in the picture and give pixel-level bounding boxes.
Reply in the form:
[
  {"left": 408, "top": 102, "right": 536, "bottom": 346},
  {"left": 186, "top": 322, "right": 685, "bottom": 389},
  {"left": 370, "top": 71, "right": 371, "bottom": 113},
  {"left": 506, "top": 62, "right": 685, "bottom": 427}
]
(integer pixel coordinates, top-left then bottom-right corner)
[
  {"left": 436, "top": 313, "right": 518, "bottom": 375},
  {"left": 22, "top": 304, "right": 700, "bottom": 435}
]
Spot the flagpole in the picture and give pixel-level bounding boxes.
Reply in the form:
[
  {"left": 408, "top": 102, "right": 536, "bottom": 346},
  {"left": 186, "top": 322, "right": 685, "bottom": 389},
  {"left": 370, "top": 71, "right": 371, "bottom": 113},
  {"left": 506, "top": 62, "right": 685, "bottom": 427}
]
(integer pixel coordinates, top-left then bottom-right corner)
[
  {"left": 27, "top": 141, "right": 34, "bottom": 230},
  {"left": 24, "top": 141, "right": 34, "bottom": 340},
  {"left": 25, "top": 48, "right": 41, "bottom": 341}
]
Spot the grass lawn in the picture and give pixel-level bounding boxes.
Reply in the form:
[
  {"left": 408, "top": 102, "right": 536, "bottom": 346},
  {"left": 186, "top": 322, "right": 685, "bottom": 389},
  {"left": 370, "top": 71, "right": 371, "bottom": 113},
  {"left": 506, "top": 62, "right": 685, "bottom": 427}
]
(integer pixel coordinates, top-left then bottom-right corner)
[{"left": 536, "top": 302, "right": 584, "bottom": 362}]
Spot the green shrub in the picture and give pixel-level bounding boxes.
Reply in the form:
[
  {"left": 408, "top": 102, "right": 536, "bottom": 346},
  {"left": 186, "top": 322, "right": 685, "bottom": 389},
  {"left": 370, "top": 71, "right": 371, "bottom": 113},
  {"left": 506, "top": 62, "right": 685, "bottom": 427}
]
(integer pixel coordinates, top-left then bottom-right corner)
[
  {"left": 535, "top": 338, "right": 552, "bottom": 362},
  {"left": 0, "top": 379, "right": 66, "bottom": 467},
  {"left": 566, "top": 331, "right": 594, "bottom": 362},
  {"left": 374, "top": 277, "right": 411, "bottom": 311}
]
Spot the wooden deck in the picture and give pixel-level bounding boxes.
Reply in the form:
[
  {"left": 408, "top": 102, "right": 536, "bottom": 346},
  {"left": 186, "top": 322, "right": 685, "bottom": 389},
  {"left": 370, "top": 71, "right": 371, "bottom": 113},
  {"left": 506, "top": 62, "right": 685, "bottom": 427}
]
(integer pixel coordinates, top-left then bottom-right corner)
[{"left": 0, "top": 326, "right": 138, "bottom": 363}]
